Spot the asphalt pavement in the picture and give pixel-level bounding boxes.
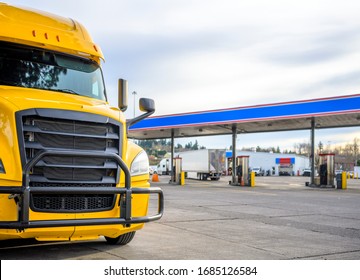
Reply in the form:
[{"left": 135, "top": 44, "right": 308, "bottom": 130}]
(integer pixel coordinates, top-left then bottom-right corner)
[{"left": 1, "top": 176, "right": 360, "bottom": 260}]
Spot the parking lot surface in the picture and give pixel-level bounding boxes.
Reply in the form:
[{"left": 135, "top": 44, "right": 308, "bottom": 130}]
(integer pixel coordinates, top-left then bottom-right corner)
[{"left": 1, "top": 176, "right": 360, "bottom": 260}]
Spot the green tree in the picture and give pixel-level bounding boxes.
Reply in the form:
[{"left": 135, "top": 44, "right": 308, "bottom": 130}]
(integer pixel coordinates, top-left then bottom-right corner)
[{"left": 192, "top": 140, "right": 199, "bottom": 150}]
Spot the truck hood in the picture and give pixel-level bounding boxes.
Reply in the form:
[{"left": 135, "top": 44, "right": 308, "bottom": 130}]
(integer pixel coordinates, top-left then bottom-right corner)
[{"left": 0, "top": 86, "right": 123, "bottom": 122}]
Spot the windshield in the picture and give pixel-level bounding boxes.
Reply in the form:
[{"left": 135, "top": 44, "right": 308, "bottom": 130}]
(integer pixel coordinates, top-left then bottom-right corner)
[{"left": 0, "top": 42, "right": 106, "bottom": 101}]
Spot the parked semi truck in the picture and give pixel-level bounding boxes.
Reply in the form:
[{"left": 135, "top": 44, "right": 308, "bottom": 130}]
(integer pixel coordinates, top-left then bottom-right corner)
[
  {"left": 354, "top": 166, "right": 360, "bottom": 178},
  {"left": 0, "top": 3, "right": 163, "bottom": 245},
  {"left": 157, "top": 158, "right": 171, "bottom": 175},
  {"left": 278, "top": 164, "right": 293, "bottom": 176},
  {"left": 177, "top": 149, "right": 226, "bottom": 180}
]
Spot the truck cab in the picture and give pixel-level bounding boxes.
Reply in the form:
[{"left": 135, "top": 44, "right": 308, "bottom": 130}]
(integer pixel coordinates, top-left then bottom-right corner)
[
  {"left": 157, "top": 158, "right": 171, "bottom": 175},
  {"left": 0, "top": 3, "right": 163, "bottom": 245},
  {"left": 251, "top": 167, "right": 264, "bottom": 176}
]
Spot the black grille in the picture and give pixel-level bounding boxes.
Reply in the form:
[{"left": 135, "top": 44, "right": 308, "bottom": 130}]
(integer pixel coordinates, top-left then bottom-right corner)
[
  {"left": 41, "top": 167, "right": 107, "bottom": 181},
  {"left": 17, "top": 109, "right": 122, "bottom": 213},
  {"left": 31, "top": 195, "right": 114, "bottom": 211},
  {"left": 42, "top": 156, "right": 107, "bottom": 166},
  {"left": 35, "top": 133, "right": 108, "bottom": 150}
]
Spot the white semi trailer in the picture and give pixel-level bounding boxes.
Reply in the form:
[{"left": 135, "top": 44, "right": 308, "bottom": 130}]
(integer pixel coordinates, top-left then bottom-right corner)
[{"left": 177, "top": 149, "right": 226, "bottom": 180}]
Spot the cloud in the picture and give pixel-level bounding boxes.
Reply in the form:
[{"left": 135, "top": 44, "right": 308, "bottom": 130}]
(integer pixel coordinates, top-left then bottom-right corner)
[
  {"left": 263, "top": 27, "right": 360, "bottom": 66},
  {"left": 305, "top": 70, "right": 360, "bottom": 96}
]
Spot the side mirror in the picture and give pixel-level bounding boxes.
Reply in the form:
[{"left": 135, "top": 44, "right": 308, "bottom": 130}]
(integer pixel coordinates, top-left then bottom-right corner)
[
  {"left": 118, "top": 79, "right": 128, "bottom": 112},
  {"left": 127, "top": 97, "right": 155, "bottom": 128},
  {"left": 139, "top": 98, "right": 155, "bottom": 113}
]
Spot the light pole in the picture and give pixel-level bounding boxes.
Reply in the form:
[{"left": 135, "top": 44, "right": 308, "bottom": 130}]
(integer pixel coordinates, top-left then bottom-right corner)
[{"left": 132, "top": 91, "right": 137, "bottom": 118}]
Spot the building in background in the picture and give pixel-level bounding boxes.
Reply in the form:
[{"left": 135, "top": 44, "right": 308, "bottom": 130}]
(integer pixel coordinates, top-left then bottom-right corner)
[{"left": 226, "top": 151, "right": 310, "bottom": 176}]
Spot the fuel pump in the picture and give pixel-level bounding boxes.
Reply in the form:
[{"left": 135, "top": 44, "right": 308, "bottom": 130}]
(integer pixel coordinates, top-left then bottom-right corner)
[
  {"left": 318, "top": 153, "right": 335, "bottom": 187},
  {"left": 236, "top": 156, "right": 250, "bottom": 186},
  {"left": 172, "top": 157, "right": 183, "bottom": 185}
]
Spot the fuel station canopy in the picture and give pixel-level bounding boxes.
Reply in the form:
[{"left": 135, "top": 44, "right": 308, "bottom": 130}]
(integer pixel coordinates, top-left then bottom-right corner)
[{"left": 129, "top": 94, "right": 360, "bottom": 139}]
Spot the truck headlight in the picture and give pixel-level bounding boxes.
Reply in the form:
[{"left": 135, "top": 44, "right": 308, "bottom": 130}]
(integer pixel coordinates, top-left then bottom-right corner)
[
  {"left": 130, "top": 151, "right": 149, "bottom": 176},
  {"left": 0, "top": 159, "right": 5, "bottom": 173}
]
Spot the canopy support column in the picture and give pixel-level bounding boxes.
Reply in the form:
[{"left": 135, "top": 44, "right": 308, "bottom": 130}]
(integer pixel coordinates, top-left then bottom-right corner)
[
  {"left": 170, "top": 129, "right": 175, "bottom": 183},
  {"left": 231, "top": 125, "right": 237, "bottom": 185},
  {"left": 310, "top": 118, "right": 315, "bottom": 185}
]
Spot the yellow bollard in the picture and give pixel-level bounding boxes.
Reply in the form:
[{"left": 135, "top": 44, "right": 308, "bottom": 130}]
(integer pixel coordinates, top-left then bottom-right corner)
[
  {"left": 180, "top": 171, "right": 185, "bottom": 186},
  {"left": 342, "top": 171, "right": 347, "bottom": 189},
  {"left": 250, "top": 171, "right": 255, "bottom": 187}
]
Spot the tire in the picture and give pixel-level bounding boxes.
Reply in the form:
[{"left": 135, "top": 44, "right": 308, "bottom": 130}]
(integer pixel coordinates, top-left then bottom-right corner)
[
  {"left": 210, "top": 177, "right": 220, "bottom": 181},
  {"left": 105, "top": 231, "right": 136, "bottom": 245}
]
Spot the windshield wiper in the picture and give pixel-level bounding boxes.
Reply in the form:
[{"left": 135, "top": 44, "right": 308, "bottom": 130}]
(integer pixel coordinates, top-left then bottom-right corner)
[{"left": 56, "top": 89, "right": 80, "bottom": 95}]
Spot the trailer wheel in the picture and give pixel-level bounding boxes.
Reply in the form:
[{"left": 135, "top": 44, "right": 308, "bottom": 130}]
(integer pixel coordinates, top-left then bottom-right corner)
[{"left": 105, "top": 231, "right": 136, "bottom": 245}]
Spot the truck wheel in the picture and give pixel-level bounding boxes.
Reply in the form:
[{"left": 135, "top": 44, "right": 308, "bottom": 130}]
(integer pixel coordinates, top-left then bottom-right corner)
[{"left": 105, "top": 231, "right": 136, "bottom": 245}]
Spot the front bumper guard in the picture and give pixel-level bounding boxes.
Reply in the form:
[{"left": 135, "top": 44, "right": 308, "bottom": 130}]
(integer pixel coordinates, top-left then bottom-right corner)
[{"left": 0, "top": 149, "right": 164, "bottom": 230}]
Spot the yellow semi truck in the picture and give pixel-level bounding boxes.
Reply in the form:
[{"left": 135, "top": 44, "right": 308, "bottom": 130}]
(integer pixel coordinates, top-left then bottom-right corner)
[{"left": 0, "top": 3, "right": 163, "bottom": 245}]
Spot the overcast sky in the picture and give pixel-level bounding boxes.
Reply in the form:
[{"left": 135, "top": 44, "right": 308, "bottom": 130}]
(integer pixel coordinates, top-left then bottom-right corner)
[{"left": 10, "top": 0, "right": 360, "bottom": 151}]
